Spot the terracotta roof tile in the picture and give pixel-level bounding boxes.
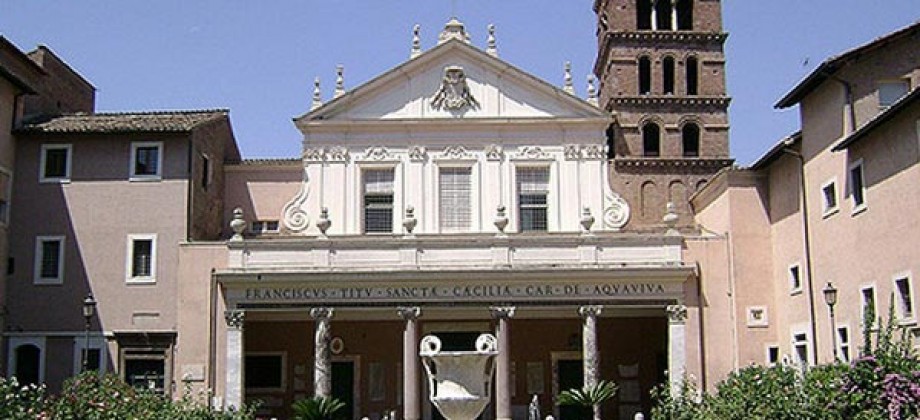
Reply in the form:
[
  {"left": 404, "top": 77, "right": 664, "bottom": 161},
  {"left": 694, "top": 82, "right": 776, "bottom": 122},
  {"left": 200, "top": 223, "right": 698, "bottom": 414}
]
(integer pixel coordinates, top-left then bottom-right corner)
[{"left": 19, "top": 110, "right": 228, "bottom": 134}]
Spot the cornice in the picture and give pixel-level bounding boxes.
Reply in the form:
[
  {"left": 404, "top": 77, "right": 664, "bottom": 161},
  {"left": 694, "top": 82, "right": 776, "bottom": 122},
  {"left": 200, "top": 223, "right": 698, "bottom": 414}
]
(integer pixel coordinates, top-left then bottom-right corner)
[
  {"left": 605, "top": 31, "right": 728, "bottom": 44},
  {"left": 613, "top": 157, "right": 734, "bottom": 169},
  {"left": 607, "top": 96, "right": 731, "bottom": 109}
]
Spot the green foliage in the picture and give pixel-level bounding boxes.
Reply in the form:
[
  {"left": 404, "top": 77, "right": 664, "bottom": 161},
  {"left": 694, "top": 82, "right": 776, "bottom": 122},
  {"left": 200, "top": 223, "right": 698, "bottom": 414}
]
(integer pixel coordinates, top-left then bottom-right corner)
[
  {"left": 291, "top": 396, "right": 346, "bottom": 420},
  {"left": 0, "top": 376, "right": 47, "bottom": 420},
  {"left": 653, "top": 303, "right": 920, "bottom": 420},
  {"left": 556, "top": 379, "right": 618, "bottom": 407}
]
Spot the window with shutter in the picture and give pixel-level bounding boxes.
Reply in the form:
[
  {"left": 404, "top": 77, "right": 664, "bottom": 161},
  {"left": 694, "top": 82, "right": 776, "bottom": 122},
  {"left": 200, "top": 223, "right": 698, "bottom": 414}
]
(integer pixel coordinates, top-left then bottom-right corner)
[
  {"left": 517, "top": 167, "right": 549, "bottom": 232},
  {"left": 363, "top": 169, "right": 394, "bottom": 233},
  {"left": 439, "top": 167, "right": 472, "bottom": 232}
]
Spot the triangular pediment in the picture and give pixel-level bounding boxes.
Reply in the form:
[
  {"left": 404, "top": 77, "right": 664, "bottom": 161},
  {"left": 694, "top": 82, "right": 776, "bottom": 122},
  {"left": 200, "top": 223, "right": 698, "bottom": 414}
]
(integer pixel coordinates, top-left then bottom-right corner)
[{"left": 296, "top": 40, "right": 608, "bottom": 123}]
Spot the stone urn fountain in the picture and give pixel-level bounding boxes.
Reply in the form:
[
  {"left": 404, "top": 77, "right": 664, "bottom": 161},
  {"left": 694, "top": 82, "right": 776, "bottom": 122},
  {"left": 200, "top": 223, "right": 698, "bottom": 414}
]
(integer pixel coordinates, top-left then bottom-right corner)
[{"left": 420, "top": 334, "right": 498, "bottom": 420}]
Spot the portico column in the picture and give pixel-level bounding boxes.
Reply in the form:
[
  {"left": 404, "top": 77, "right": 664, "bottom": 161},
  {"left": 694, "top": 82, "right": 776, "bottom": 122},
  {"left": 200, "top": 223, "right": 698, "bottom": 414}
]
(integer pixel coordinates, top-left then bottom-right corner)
[
  {"left": 398, "top": 307, "right": 422, "bottom": 420},
  {"left": 579, "top": 306, "right": 603, "bottom": 420},
  {"left": 666, "top": 304, "right": 688, "bottom": 395},
  {"left": 490, "top": 306, "right": 516, "bottom": 420},
  {"left": 310, "top": 307, "right": 334, "bottom": 398},
  {"left": 224, "top": 310, "right": 245, "bottom": 409}
]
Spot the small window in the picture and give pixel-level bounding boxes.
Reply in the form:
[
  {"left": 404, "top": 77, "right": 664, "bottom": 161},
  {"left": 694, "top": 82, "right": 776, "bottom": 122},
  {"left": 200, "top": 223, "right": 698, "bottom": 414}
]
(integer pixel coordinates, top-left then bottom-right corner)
[
  {"left": 861, "top": 286, "right": 877, "bottom": 329},
  {"left": 0, "top": 169, "right": 11, "bottom": 224},
  {"left": 655, "top": 0, "right": 673, "bottom": 30},
  {"left": 663, "top": 57, "right": 676, "bottom": 95},
  {"left": 642, "top": 122, "right": 661, "bottom": 157},
  {"left": 686, "top": 56, "right": 699, "bottom": 96},
  {"left": 879, "top": 80, "right": 909, "bottom": 108},
  {"left": 200, "top": 154, "right": 211, "bottom": 190},
  {"left": 517, "top": 166, "right": 549, "bottom": 232},
  {"left": 40, "top": 144, "right": 72, "bottom": 183},
  {"left": 766, "top": 345, "right": 780, "bottom": 366},
  {"left": 638, "top": 56, "right": 652, "bottom": 95},
  {"left": 123, "top": 350, "right": 167, "bottom": 394},
  {"left": 821, "top": 179, "right": 838, "bottom": 216},
  {"left": 849, "top": 160, "right": 866, "bottom": 211},
  {"left": 130, "top": 142, "right": 163, "bottom": 180},
  {"left": 676, "top": 0, "right": 693, "bottom": 30},
  {"left": 34, "top": 236, "right": 64, "bottom": 285},
  {"left": 245, "top": 353, "right": 286, "bottom": 391},
  {"left": 126, "top": 234, "right": 156, "bottom": 284},
  {"left": 73, "top": 338, "right": 106, "bottom": 374},
  {"left": 251, "top": 220, "right": 280, "bottom": 234},
  {"left": 682, "top": 123, "right": 700, "bottom": 157},
  {"left": 789, "top": 264, "right": 802, "bottom": 294},
  {"left": 837, "top": 326, "right": 851, "bottom": 363},
  {"left": 792, "top": 332, "right": 809, "bottom": 370},
  {"left": 894, "top": 276, "right": 914, "bottom": 321},
  {"left": 363, "top": 168, "right": 395, "bottom": 234},
  {"left": 636, "top": 0, "right": 652, "bottom": 30},
  {"left": 439, "top": 167, "right": 472, "bottom": 232}
]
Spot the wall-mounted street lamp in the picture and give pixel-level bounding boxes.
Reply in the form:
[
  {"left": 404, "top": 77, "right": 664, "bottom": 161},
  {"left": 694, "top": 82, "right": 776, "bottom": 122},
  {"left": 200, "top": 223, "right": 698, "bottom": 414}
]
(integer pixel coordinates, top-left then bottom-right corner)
[
  {"left": 82, "top": 293, "right": 97, "bottom": 372},
  {"left": 823, "top": 282, "right": 838, "bottom": 361}
]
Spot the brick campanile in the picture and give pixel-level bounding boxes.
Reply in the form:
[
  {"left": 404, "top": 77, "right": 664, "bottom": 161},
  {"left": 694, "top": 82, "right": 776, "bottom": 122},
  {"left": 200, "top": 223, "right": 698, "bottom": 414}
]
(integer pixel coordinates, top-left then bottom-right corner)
[{"left": 594, "top": 0, "right": 733, "bottom": 228}]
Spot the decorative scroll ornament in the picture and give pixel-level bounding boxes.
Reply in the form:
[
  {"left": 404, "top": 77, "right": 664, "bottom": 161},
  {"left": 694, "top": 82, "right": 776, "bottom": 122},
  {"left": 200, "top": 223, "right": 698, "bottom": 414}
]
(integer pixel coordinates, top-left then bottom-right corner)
[
  {"left": 282, "top": 168, "right": 311, "bottom": 233},
  {"left": 326, "top": 146, "right": 349, "bottom": 163},
  {"left": 224, "top": 310, "right": 245, "bottom": 329},
  {"left": 364, "top": 146, "right": 391, "bottom": 161},
  {"left": 485, "top": 144, "right": 504, "bottom": 161},
  {"left": 408, "top": 146, "right": 427, "bottom": 162},
  {"left": 666, "top": 304, "right": 688, "bottom": 323},
  {"left": 431, "top": 65, "right": 480, "bottom": 111},
  {"left": 517, "top": 146, "right": 549, "bottom": 160},
  {"left": 582, "top": 144, "right": 605, "bottom": 160},
  {"left": 564, "top": 144, "right": 581, "bottom": 160},
  {"left": 441, "top": 145, "right": 471, "bottom": 160},
  {"left": 304, "top": 147, "right": 325, "bottom": 162},
  {"left": 604, "top": 192, "right": 630, "bottom": 230}
]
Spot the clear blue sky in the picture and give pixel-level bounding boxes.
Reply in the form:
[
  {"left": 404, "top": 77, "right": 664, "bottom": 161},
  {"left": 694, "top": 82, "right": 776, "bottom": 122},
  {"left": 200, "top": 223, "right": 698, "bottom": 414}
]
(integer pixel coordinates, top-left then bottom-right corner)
[{"left": 2, "top": 1, "right": 917, "bottom": 165}]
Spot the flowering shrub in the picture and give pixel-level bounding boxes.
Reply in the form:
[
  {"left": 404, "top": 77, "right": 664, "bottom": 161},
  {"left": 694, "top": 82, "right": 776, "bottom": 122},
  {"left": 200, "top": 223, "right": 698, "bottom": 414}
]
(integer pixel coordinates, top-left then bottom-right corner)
[
  {"left": 653, "top": 305, "right": 920, "bottom": 419},
  {"left": 0, "top": 376, "right": 47, "bottom": 419}
]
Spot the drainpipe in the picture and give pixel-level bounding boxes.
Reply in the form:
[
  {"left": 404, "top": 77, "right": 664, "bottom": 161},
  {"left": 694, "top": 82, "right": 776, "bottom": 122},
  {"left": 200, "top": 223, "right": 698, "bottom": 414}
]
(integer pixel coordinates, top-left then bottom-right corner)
[{"left": 781, "top": 139, "right": 820, "bottom": 366}]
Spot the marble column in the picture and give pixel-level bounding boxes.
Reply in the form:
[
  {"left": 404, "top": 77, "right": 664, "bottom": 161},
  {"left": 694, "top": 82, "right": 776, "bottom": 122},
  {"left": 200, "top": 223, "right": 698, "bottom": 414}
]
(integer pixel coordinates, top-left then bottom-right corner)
[
  {"left": 310, "top": 307, "right": 334, "bottom": 398},
  {"left": 224, "top": 310, "right": 245, "bottom": 409},
  {"left": 666, "top": 304, "right": 688, "bottom": 395},
  {"left": 578, "top": 306, "right": 603, "bottom": 389},
  {"left": 398, "top": 307, "right": 422, "bottom": 420},
  {"left": 490, "top": 306, "right": 516, "bottom": 420}
]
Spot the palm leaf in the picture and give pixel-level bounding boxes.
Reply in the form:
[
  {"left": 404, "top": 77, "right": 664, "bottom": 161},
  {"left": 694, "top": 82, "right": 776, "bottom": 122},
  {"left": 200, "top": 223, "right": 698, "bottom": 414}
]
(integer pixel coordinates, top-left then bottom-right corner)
[{"left": 557, "top": 380, "right": 618, "bottom": 407}]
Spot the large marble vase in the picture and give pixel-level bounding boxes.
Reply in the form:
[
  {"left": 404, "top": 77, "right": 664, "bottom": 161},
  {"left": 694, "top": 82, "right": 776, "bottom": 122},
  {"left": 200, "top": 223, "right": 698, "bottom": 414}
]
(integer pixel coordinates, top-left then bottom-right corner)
[{"left": 420, "top": 334, "right": 498, "bottom": 420}]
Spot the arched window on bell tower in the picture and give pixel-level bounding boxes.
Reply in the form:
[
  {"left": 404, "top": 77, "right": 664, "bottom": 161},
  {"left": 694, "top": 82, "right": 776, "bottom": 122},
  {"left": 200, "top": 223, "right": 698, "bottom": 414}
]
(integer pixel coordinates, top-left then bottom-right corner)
[
  {"left": 676, "top": 0, "right": 693, "bottom": 30},
  {"left": 663, "top": 56, "right": 676, "bottom": 95},
  {"left": 686, "top": 56, "right": 699, "bottom": 95},
  {"left": 639, "top": 56, "right": 652, "bottom": 95},
  {"left": 682, "top": 123, "right": 700, "bottom": 157},
  {"left": 637, "top": 0, "right": 653, "bottom": 30},
  {"left": 655, "top": 0, "right": 673, "bottom": 30},
  {"left": 643, "top": 122, "right": 661, "bottom": 157}
]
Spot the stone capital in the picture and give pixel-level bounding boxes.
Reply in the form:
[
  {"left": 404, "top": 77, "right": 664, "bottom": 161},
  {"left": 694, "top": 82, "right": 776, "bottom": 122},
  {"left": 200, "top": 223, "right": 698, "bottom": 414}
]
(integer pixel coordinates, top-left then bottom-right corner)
[
  {"left": 310, "top": 307, "right": 334, "bottom": 321},
  {"left": 224, "top": 310, "right": 245, "bottom": 330},
  {"left": 578, "top": 305, "right": 603, "bottom": 319},
  {"left": 397, "top": 306, "right": 421, "bottom": 321},
  {"left": 489, "top": 306, "right": 516, "bottom": 320},
  {"left": 666, "top": 304, "right": 688, "bottom": 323}
]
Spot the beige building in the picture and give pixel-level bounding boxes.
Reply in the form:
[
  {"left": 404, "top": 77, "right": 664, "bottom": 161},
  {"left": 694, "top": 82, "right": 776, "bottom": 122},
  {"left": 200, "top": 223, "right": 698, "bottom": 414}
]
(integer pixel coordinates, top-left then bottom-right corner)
[{"left": 1, "top": 5, "right": 919, "bottom": 420}]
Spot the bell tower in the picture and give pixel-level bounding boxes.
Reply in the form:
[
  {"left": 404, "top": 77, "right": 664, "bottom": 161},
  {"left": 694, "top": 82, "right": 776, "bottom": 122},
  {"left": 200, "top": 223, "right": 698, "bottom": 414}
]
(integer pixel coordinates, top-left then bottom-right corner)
[{"left": 594, "top": 0, "right": 732, "bottom": 228}]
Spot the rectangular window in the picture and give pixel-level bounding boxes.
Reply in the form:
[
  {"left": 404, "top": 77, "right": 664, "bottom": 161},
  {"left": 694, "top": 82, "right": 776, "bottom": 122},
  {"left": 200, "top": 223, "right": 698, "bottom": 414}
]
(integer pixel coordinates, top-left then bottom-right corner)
[
  {"left": 363, "top": 168, "right": 394, "bottom": 233},
  {"left": 251, "top": 220, "right": 280, "bottom": 234},
  {"left": 837, "top": 326, "right": 851, "bottom": 363},
  {"left": 72, "top": 337, "right": 106, "bottom": 375},
  {"left": 200, "top": 154, "right": 211, "bottom": 190},
  {"left": 439, "top": 167, "right": 472, "bottom": 232},
  {"left": 766, "top": 345, "right": 780, "bottom": 366},
  {"left": 126, "top": 234, "right": 156, "bottom": 284},
  {"left": 821, "top": 179, "right": 838, "bottom": 216},
  {"left": 123, "top": 351, "right": 166, "bottom": 394},
  {"left": 130, "top": 142, "right": 163, "bottom": 180},
  {"left": 792, "top": 332, "right": 809, "bottom": 371},
  {"left": 879, "top": 80, "right": 909, "bottom": 108},
  {"left": 40, "top": 144, "right": 72, "bottom": 182},
  {"left": 789, "top": 264, "right": 802, "bottom": 294},
  {"left": 861, "top": 286, "right": 877, "bottom": 329},
  {"left": 895, "top": 276, "right": 914, "bottom": 321},
  {"left": 245, "top": 353, "right": 286, "bottom": 391},
  {"left": 34, "top": 236, "right": 64, "bottom": 284},
  {"left": 849, "top": 160, "right": 866, "bottom": 210},
  {"left": 0, "top": 169, "right": 10, "bottom": 224},
  {"left": 517, "top": 167, "right": 549, "bottom": 232}
]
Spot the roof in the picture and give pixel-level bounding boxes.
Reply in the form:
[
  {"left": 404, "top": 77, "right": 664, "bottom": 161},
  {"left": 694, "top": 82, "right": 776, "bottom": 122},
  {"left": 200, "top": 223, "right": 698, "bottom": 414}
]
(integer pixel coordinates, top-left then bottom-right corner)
[
  {"left": 18, "top": 110, "right": 229, "bottom": 134},
  {"left": 832, "top": 87, "right": 920, "bottom": 152},
  {"left": 27, "top": 45, "right": 96, "bottom": 91},
  {"left": 0, "top": 36, "right": 46, "bottom": 94},
  {"left": 749, "top": 131, "right": 801, "bottom": 170},
  {"left": 229, "top": 158, "right": 301, "bottom": 166},
  {"left": 776, "top": 21, "right": 920, "bottom": 109}
]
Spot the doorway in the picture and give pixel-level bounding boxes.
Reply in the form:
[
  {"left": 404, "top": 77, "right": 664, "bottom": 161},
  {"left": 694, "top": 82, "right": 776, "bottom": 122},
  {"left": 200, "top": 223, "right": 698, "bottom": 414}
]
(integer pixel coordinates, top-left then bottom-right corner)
[
  {"left": 333, "top": 360, "right": 357, "bottom": 420},
  {"left": 553, "top": 352, "right": 590, "bottom": 420}
]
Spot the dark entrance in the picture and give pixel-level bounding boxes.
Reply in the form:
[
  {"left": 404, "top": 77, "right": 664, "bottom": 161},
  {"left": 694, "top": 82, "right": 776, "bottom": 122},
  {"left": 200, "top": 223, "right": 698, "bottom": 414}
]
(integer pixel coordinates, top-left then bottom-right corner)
[
  {"left": 333, "top": 360, "right": 355, "bottom": 420},
  {"left": 124, "top": 356, "right": 166, "bottom": 393},
  {"left": 558, "top": 359, "right": 590, "bottom": 420}
]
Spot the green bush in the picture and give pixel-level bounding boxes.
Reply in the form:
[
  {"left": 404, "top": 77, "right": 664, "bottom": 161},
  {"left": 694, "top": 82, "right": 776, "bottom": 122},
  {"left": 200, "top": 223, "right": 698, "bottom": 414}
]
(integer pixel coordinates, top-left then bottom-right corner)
[
  {"left": 0, "top": 376, "right": 47, "bottom": 419},
  {"left": 291, "top": 396, "right": 346, "bottom": 420}
]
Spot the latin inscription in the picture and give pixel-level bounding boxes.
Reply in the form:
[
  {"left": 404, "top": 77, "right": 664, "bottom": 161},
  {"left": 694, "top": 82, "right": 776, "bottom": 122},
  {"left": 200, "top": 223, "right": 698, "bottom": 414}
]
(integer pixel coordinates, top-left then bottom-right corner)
[{"left": 239, "top": 282, "right": 670, "bottom": 303}]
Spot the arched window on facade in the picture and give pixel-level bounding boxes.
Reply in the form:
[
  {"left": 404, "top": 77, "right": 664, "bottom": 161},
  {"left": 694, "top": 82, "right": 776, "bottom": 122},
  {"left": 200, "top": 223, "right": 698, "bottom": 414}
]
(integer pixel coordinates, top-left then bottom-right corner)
[
  {"left": 677, "top": 0, "right": 693, "bottom": 30},
  {"left": 638, "top": 56, "right": 652, "bottom": 95},
  {"left": 15, "top": 344, "right": 41, "bottom": 385},
  {"left": 655, "top": 0, "right": 673, "bottom": 30},
  {"left": 637, "top": 0, "right": 652, "bottom": 30},
  {"left": 686, "top": 56, "right": 699, "bottom": 95},
  {"left": 682, "top": 123, "right": 701, "bottom": 157},
  {"left": 663, "top": 57, "right": 676, "bottom": 95},
  {"left": 643, "top": 122, "right": 661, "bottom": 157},
  {"left": 606, "top": 124, "right": 616, "bottom": 159}
]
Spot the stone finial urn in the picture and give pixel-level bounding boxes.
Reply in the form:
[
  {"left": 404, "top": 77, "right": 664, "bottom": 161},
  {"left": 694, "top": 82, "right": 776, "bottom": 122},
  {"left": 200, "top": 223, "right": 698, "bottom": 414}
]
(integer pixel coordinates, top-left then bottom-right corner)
[{"left": 420, "top": 334, "right": 498, "bottom": 420}]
